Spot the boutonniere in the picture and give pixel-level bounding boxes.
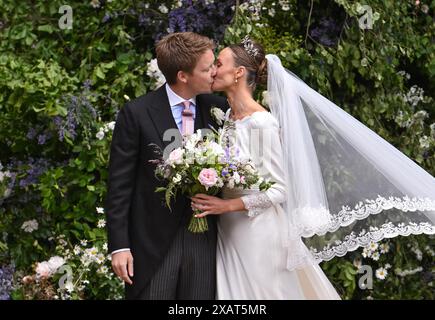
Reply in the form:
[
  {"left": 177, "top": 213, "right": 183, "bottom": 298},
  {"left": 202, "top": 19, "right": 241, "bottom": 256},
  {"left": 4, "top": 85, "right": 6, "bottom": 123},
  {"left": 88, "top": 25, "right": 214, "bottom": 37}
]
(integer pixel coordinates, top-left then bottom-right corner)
[{"left": 210, "top": 106, "right": 225, "bottom": 126}]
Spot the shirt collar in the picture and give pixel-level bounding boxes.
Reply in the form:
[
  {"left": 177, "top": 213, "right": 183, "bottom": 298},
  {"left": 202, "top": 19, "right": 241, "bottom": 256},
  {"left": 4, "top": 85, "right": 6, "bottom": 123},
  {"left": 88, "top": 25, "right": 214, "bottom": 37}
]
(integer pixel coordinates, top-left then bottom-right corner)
[{"left": 165, "top": 83, "right": 196, "bottom": 108}]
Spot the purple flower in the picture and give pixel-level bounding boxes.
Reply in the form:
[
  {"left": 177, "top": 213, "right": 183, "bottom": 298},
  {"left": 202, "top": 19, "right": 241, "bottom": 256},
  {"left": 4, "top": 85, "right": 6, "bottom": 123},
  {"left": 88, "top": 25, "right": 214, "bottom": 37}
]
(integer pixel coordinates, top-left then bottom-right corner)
[
  {"left": 37, "top": 134, "right": 47, "bottom": 145},
  {"left": 26, "top": 128, "right": 37, "bottom": 140},
  {"left": 138, "top": 14, "right": 149, "bottom": 26},
  {"left": 221, "top": 168, "right": 229, "bottom": 176},
  {"left": 310, "top": 18, "right": 341, "bottom": 47},
  {"left": 102, "top": 13, "right": 111, "bottom": 23},
  {"left": 52, "top": 94, "right": 98, "bottom": 142},
  {"left": 224, "top": 146, "right": 231, "bottom": 158},
  {"left": 0, "top": 264, "right": 14, "bottom": 300},
  {"left": 16, "top": 157, "right": 51, "bottom": 188},
  {"left": 157, "top": 0, "right": 236, "bottom": 42},
  {"left": 82, "top": 79, "right": 92, "bottom": 90}
]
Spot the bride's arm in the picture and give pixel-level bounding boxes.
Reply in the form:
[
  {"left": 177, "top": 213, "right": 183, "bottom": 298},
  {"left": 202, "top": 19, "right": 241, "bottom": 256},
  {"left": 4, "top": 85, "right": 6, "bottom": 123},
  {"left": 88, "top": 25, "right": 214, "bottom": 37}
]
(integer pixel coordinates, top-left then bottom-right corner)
[
  {"left": 192, "top": 114, "right": 287, "bottom": 217},
  {"left": 239, "top": 115, "right": 287, "bottom": 217},
  {"left": 191, "top": 195, "right": 247, "bottom": 216}
]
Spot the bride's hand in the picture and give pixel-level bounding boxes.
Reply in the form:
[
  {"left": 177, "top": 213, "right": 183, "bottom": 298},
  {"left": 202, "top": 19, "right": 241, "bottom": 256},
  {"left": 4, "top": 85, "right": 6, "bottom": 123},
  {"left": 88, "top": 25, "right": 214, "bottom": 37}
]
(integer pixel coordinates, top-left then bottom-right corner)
[{"left": 191, "top": 194, "right": 231, "bottom": 217}]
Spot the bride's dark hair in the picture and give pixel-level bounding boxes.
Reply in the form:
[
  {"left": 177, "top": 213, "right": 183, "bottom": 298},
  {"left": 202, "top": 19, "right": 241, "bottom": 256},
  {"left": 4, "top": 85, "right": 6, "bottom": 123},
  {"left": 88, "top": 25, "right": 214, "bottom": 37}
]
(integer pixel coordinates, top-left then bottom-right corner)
[{"left": 228, "top": 37, "right": 267, "bottom": 89}]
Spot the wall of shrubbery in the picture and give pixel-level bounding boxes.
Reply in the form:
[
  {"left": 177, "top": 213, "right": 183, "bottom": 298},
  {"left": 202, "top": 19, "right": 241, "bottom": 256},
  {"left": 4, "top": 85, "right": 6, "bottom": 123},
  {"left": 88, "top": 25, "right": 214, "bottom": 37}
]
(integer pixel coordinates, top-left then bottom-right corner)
[{"left": 0, "top": 0, "right": 433, "bottom": 299}]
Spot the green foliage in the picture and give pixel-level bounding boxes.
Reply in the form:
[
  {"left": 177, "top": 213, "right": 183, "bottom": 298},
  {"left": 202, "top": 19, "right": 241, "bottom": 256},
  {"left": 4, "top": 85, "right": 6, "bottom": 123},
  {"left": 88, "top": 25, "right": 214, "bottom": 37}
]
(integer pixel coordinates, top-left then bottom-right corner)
[
  {"left": 0, "top": 0, "right": 159, "bottom": 299},
  {"left": 0, "top": 0, "right": 433, "bottom": 299}
]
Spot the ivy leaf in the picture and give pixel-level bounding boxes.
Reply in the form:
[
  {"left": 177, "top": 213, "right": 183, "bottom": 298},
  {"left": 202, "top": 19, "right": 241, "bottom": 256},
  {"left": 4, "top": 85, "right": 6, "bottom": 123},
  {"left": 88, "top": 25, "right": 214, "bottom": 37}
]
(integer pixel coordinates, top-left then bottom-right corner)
[{"left": 37, "top": 24, "right": 55, "bottom": 34}]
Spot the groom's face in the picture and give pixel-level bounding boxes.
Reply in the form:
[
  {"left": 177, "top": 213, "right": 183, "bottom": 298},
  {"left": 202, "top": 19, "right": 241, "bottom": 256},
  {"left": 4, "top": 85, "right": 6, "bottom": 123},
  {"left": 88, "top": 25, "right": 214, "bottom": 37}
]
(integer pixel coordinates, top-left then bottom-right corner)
[{"left": 184, "top": 49, "right": 216, "bottom": 94}]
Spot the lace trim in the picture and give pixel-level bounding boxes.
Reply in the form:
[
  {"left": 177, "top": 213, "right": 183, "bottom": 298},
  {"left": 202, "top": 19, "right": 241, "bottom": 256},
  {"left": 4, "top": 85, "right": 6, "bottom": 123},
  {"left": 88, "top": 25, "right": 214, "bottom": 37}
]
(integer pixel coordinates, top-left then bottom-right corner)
[
  {"left": 241, "top": 193, "right": 273, "bottom": 217},
  {"left": 301, "top": 195, "right": 435, "bottom": 237},
  {"left": 309, "top": 221, "right": 435, "bottom": 262},
  {"left": 295, "top": 206, "right": 333, "bottom": 237}
]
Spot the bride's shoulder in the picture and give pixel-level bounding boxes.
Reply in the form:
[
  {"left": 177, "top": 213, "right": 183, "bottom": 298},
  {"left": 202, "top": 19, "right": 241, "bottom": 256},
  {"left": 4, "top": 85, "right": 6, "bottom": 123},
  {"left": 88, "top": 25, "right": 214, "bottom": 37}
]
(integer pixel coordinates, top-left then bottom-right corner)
[{"left": 249, "top": 110, "right": 279, "bottom": 129}]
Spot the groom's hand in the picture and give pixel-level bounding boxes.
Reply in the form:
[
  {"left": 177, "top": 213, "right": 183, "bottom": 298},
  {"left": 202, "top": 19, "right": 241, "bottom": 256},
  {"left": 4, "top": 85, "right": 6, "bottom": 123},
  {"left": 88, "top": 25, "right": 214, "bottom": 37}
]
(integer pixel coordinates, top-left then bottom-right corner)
[{"left": 112, "top": 251, "right": 134, "bottom": 285}]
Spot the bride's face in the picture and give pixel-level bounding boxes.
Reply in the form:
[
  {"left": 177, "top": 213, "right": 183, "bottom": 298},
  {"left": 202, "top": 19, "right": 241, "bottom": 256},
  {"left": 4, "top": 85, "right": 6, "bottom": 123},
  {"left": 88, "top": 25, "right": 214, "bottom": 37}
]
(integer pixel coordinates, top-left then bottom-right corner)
[{"left": 212, "top": 48, "right": 239, "bottom": 92}]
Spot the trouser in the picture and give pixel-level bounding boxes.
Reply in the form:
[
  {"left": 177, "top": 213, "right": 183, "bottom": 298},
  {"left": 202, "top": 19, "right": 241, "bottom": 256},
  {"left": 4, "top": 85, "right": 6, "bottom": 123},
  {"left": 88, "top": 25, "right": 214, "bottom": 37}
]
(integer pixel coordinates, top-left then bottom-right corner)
[{"left": 134, "top": 224, "right": 216, "bottom": 300}]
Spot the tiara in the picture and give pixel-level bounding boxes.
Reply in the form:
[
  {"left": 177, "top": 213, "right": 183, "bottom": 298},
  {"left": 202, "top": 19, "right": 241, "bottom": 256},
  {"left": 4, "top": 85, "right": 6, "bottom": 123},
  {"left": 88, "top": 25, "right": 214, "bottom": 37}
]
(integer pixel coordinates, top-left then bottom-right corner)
[{"left": 241, "top": 35, "right": 259, "bottom": 58}]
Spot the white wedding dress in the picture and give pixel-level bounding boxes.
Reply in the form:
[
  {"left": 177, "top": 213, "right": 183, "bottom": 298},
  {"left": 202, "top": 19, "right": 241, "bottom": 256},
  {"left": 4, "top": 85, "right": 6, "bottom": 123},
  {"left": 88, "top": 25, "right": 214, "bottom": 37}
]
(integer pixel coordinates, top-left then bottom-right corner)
[{"left": 216, "top": 109, "right": 341, "bottom": 300}]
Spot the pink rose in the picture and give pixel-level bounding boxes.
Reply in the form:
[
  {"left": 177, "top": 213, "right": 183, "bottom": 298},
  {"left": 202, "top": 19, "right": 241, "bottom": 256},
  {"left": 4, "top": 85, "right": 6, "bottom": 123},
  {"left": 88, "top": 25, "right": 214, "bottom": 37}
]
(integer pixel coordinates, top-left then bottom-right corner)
[
  {"left": 240, "top": 176, "right": 246, "bottom": 184},
  {"left": 198, "top": 168, "right": 218, "bottom": 190}
]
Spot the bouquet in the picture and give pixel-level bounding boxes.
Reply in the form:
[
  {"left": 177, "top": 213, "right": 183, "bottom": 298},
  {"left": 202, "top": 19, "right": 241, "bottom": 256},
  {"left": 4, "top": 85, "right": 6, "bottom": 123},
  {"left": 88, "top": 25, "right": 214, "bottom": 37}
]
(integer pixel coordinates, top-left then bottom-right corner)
[{"left": 150, "top": 129, "right": 274, "bottom": 233}]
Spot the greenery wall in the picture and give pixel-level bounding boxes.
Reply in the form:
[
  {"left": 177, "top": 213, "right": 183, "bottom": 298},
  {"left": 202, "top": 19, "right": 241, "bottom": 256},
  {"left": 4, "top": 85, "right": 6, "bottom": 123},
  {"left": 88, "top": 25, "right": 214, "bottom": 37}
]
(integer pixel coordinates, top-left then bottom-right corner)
[{"left": 0, "top": 0, "right": 433, "bottom": 299}]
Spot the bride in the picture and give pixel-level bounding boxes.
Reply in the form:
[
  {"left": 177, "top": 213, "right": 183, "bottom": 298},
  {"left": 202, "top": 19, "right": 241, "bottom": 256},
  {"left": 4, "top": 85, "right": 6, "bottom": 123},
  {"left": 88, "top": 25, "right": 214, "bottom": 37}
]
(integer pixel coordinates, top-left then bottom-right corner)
[{"left": 191, "top": 36, "right": 435, "bottom": 300}]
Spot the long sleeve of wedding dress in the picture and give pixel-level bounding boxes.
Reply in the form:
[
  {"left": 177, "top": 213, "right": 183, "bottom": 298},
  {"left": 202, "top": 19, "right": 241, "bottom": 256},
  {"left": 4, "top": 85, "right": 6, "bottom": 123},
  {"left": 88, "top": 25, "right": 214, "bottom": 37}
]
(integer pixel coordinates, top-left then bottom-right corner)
[
  {"left": 239, "top": 113, "right": 287, "bottom": 217},
  {"left": 217, "top": 110, "right": 341, "bottom": 300}
]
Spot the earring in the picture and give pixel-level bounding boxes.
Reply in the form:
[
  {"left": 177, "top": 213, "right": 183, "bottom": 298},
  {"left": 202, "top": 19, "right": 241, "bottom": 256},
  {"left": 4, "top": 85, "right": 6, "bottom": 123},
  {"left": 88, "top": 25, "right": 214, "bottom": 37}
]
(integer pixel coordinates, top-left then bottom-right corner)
[{"left": 235, "top": 78, "right": 238, "bottom": 83}]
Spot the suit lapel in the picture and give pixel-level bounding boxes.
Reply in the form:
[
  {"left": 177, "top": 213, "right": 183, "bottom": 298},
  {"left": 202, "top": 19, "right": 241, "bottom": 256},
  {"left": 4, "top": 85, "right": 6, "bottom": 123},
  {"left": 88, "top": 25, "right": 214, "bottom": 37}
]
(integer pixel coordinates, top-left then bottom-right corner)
[
  {"left": 147, "top": 87, "right": 214, "bottom": 148},
  {"left": 195, "top": 95, "right": 210, "bottom": 131},
  {"left": 147, "top": 85, "right": 182, "bottom": 147},
  {"left": 146, "top": 85, "right": 187, "bottom": 214}
]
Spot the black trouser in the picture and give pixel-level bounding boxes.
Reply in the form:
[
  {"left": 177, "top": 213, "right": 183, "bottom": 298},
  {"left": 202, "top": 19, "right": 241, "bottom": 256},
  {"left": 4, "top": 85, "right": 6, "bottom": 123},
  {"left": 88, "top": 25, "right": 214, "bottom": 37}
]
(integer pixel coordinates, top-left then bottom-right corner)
[{"left": 134, "top": 224, "right": 216, "bottom": 300}]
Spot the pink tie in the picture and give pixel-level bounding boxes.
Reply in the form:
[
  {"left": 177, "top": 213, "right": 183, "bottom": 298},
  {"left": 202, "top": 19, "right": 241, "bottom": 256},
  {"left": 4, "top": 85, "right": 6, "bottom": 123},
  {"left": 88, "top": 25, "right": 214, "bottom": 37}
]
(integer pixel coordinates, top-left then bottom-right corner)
[{"left": 181, "top": 101, "right": 194, "bottom": 135}]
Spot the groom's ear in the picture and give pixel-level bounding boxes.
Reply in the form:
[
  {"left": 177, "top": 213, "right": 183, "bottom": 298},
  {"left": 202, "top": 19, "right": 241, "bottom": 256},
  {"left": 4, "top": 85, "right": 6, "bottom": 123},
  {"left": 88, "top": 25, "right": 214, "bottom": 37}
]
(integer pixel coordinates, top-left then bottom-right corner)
[{"left": 177, "top": 70, "right": 188, "bottom": 84}]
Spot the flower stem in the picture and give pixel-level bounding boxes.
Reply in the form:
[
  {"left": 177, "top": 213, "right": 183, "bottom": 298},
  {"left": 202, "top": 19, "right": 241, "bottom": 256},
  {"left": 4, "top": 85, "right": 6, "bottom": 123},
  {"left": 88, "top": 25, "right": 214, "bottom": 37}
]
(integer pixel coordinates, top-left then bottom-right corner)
[{"left": 188, "top": 210, "right": 208, "bottom": 233}]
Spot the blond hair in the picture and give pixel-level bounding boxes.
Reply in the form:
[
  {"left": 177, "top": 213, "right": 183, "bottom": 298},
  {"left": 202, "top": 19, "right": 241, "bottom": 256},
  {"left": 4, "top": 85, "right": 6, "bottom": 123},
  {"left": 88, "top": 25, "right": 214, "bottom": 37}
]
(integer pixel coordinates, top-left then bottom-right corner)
[{"left": 156, "top": 32, "right": 215, "bottom": 84}]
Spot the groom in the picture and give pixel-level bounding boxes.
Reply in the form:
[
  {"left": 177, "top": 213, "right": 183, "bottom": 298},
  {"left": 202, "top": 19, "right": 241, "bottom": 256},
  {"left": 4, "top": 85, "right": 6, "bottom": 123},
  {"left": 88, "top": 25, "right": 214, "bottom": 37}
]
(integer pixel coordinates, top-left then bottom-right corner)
[{"left": 105, "top": 32, "right": 228, "bottom": 299}]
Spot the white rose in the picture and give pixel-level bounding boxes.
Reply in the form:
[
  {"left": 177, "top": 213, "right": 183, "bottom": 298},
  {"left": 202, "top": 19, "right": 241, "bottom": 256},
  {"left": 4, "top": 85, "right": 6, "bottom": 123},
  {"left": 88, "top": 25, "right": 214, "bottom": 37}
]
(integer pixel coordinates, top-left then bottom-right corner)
[
  {"left": 227, "top": 178, "right": 235, "bottom": 189},
  {"left": 107, "top": 121, "right": 116, "bottom": 131},
  {"left": 245, "top": 164, "right": 256, "bottom": 174},
  {"left": 168, "top": 148, "right": 185, "bottom": 165},
  {"left": 208, "top": 141, "right": 225, "bottom": 156},
  {"left": 194, "top": 151, "right": 207, "bottom": 164},
  {"left": 48, "top": 256, "right": 66, "bottom": 272},
  {"left": 96, "top": 129, "right": 105, "bottom": 140},
  {"left": 216, "top": 178, "right": 224, "bottom": 188},
  {"left": 233, "top": 171, "right": 241, "bottom": 184}
]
